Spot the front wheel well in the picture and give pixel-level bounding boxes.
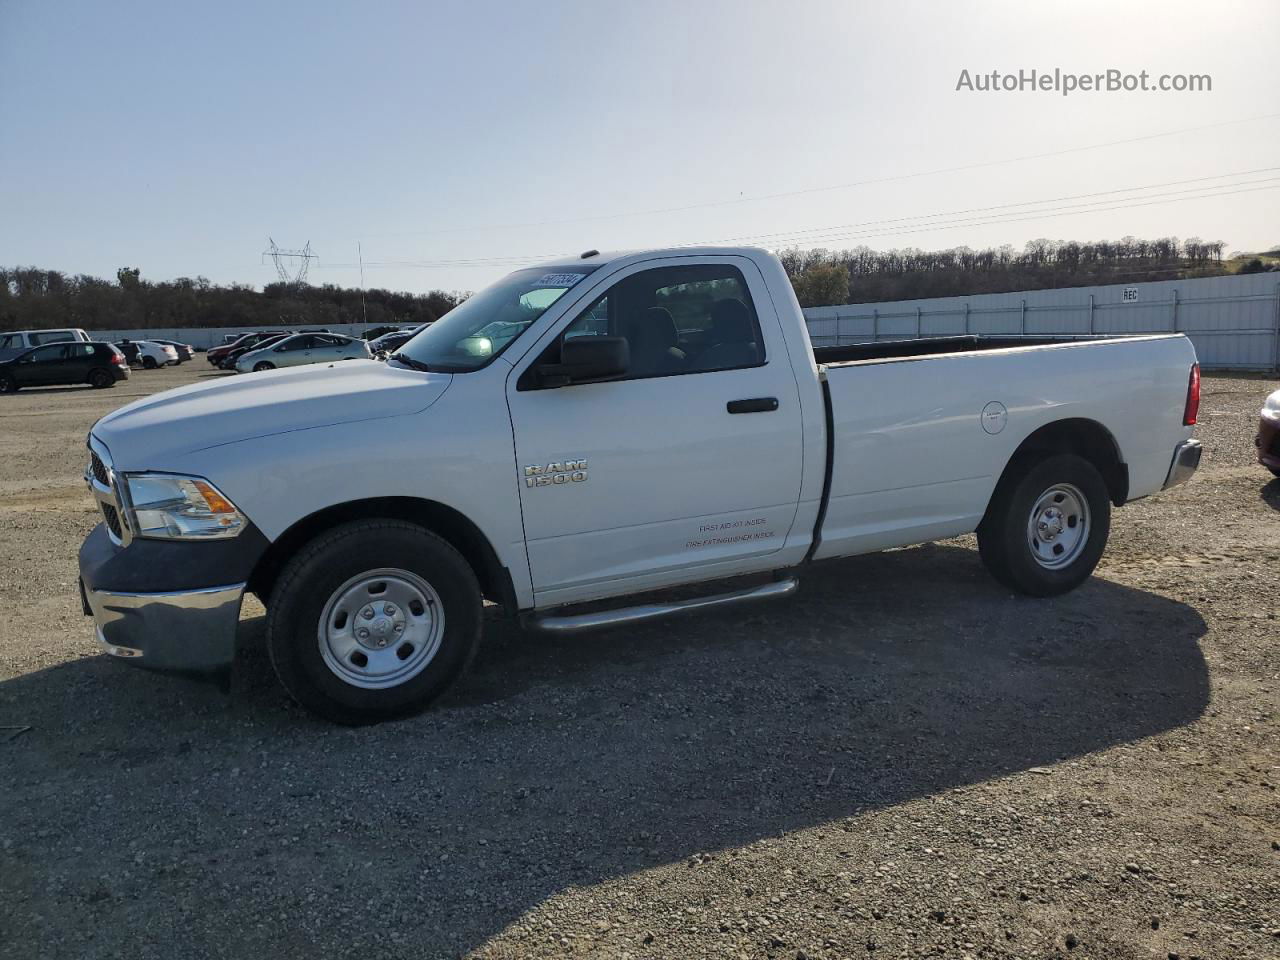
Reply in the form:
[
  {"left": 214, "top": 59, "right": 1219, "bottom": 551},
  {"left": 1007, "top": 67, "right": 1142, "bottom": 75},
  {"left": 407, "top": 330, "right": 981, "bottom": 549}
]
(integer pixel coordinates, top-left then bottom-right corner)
[
  {"left": 248, "top": 498, "right": 516, "bottom": 613},
  {"left": 998, "top": 418, "right": 1128, "bottom": 507}
]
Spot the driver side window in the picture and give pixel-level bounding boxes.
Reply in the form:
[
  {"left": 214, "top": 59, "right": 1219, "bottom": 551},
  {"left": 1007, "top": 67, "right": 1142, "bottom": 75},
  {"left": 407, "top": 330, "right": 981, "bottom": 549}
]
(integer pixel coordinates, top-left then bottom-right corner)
[{"left": 557, "top": 263, "right": 766, "bottom": 380}]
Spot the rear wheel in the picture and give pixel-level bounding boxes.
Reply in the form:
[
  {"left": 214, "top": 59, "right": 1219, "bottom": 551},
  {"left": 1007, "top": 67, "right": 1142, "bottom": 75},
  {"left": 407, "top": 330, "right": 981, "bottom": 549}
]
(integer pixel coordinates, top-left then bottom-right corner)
[
  {"left": 977, "top": 453, "right": 1110, "bottom": 597},
  {"left": 88, "top": 368, "right": 114, "bottom": 389},
  {"left": 253, "top": 361, "right": 275, "bottom": 372},
  {"left": 142, "top": 355, "right": 157, "bottom": 369},
  {"left": 0, "top": 374, "right": 17, "bottom": 394},
  {"left": 266, "top": 520, "right": 482, "bottom": 725}
]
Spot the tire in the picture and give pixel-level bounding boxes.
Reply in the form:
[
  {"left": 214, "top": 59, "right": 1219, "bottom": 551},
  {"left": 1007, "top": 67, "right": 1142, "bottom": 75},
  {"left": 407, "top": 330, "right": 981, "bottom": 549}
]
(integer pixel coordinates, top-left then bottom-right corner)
[
  {"left": 253, "top": 361, "right": 275, "bottom": 372},
  {"left": 88, "top": 368, "right": 114, "bottom": 389},
  {"left": 0, "top": 374, "right": 17, "bottom": 394},
  {"left": 142, "top": 356, "right": 157, "bottom": 369},
  {"left": 266, "top": 520, "right": 482, "bottom": 725},
  {"left": 977, "top": 453, "right": 1111, "bottom": 597},
  {"left": 1269, "top": 467, "right": 1280, "bottom": 479}
]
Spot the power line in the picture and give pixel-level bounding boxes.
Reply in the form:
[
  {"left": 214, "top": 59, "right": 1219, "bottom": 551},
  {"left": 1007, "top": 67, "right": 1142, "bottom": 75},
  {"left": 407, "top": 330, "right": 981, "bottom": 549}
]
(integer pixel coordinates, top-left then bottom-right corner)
[
  {"left": 312, "top": 172, "right": 1280, "bottom": 271},
  {"left": 707, "top": 175, "right": 1280, "bottom": 249},
  {"left": 701, "top": 166, "right": 1280, "bottom": 247},
  {"left": 745, "top": 181, "right": 1280, "bottom": 249},
  {"left": 354, "top": 112, "right": 1280, "bottom": 240}
]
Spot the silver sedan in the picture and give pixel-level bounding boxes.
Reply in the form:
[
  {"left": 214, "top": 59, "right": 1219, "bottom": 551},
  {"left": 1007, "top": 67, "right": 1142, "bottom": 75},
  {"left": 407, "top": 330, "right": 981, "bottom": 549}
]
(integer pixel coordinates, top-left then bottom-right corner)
[{"left": 235, "top": 333, "right": 371, "bottom": 373}]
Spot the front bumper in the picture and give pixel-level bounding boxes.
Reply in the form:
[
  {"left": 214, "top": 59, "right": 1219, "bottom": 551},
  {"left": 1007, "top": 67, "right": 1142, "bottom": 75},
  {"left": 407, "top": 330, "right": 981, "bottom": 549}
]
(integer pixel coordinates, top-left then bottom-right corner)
[
  {"left": 1163, "top": 439, "right": 1203, "bottom": 489},
  {"left": 1257, "top": 415, "right": 1280, "bottom": 470},
  {"left": 78, "top": 513, "right": 269, "bottom": 671},
  {"left": 82, "top": 579, "right": 245, "bottom": 670}
]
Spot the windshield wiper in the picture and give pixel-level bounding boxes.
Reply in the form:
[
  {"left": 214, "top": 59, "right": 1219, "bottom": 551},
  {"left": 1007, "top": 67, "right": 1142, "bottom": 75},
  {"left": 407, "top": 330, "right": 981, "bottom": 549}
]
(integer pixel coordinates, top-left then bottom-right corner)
[{"left": 388, "top": 352, "right": 434, "bottom": 372}]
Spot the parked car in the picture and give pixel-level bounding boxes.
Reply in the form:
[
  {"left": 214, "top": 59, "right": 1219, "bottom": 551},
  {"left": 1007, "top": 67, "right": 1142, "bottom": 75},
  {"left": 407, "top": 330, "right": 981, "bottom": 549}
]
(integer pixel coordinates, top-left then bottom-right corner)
[
  {"left": 77, "top": 246, "right": 1204, "bottom": 724},
  {"left": 0, "top": 327, "right": 90, "bottom": 362},
  {"left": 368, "top": 328, "right": 421, "bottom": 359},
  {"left": 149, "top": 339, "right": 195, "bottom": 362},
  {"left": 0, "top": 341, "right": 128, "bottom": 393},
  {"left": 362, "top": 324, "right": 419, "bottom": 342},
  {"left": 114, "top": 339, "right": 179, "bottom": 368},
  {"left": 1256, "top": 387, "right": 1280, "bottom": 478},
  {"left": 207, "top": 332, "right": 284, "bottom": 367},
  {"left": 219, "top": 333, "right": 291, "bottom": 369},
  {"left": 234, "top": 332, "right": 371, "bottom": 372}
]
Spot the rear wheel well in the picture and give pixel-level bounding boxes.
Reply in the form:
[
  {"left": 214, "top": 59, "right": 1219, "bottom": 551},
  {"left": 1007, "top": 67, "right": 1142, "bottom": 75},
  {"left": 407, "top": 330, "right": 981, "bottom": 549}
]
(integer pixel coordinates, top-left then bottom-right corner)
[
  {"left": 1000, "top": 419, "right": 1128, "bottom": 506},
  {"left": 248, "top": 498, "right": 516, "bottom": 613}
]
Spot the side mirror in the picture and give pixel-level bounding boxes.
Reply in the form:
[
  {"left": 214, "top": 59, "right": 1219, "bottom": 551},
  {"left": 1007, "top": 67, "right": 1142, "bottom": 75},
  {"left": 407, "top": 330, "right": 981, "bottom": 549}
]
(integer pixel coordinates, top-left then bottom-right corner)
[{"left": 539, "top": 336, "right": 629, "bottom": 386}]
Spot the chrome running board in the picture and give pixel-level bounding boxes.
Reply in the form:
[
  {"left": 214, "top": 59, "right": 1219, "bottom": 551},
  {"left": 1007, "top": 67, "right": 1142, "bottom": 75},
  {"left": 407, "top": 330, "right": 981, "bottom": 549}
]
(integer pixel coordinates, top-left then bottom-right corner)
[{"left": 529, "top": 577, "right": 799, "bottom": 634}]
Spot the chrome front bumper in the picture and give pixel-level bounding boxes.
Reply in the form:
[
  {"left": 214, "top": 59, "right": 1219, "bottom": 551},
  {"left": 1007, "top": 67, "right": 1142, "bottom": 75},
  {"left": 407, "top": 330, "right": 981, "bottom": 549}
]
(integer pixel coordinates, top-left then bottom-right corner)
[
  {"left": 82, "top": 580, "right": 246, "bottom": 671},
  {"left": 1163, "top": 439, "right": 1203, "bottom": 489}
]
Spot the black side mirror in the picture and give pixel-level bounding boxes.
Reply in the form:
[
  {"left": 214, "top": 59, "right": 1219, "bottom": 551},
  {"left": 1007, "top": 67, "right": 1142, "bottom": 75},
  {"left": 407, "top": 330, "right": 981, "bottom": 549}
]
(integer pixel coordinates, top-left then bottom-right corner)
[{"left": 537, "top": 336, "right": 629, "bottom": 387}]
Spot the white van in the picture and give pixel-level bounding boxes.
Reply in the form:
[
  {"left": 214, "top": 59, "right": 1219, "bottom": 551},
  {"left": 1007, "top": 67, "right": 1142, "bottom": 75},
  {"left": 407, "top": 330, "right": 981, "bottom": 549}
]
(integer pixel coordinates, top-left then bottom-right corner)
[{"left": 0, "top": 328, "right": 90, "bottom": 361}]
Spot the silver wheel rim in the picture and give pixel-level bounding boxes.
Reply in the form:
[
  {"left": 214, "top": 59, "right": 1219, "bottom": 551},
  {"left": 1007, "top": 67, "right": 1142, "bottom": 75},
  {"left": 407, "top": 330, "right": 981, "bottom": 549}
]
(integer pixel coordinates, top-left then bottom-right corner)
[
  {"left": 317, "top": 568, "right": 445, "bottom": 689},
  {"left": 1027, "top": 482, "right": 1090, "bottom": 569}
]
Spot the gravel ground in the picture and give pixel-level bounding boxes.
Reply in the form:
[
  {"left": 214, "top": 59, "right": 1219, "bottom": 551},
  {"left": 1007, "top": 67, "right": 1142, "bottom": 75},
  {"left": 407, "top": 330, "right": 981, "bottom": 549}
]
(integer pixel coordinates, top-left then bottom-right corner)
[{"left": 1, "top": 363, "right": 1277, "bottom": 960}]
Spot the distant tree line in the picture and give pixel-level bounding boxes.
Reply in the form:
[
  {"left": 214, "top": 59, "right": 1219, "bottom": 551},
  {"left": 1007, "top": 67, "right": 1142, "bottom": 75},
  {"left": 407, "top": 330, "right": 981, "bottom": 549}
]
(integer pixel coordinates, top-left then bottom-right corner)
[
  {"left": 782, "top": 236, "right": 1237, "bottom": 307},
  {"left": 0, "top": 267, "right": 462, "bottom": 332},
  {"left": 3, "top": 236, "right": 1273, "bottom": 329}
]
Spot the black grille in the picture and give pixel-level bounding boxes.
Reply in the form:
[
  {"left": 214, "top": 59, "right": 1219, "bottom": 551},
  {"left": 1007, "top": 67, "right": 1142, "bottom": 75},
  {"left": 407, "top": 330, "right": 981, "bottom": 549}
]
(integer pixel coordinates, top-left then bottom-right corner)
[
  {"left": 90, "top": 450, "right": 109, "bottom": 486},
  {"left": 101, "top": 503, "right": 122, "bottom": 540}
]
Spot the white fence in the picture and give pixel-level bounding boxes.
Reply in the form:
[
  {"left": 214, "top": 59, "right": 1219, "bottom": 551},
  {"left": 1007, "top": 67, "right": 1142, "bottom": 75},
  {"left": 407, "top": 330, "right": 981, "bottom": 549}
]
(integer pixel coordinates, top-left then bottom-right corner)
[
  {"left": 90, "top": 323, "right": 408, "bottom": 351},
  {"left": 803, "top": 272, "right": 1280, "bottom": 371},
  {"left": 83, "top": 273, "right": 1280, "bottom": 371}
]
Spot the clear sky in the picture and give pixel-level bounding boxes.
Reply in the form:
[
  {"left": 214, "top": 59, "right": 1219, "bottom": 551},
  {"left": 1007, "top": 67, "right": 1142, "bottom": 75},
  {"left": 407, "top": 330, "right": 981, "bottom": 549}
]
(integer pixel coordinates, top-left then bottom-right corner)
[{"left": 2, "top": 0, "right": 1278, "bottom": 294}]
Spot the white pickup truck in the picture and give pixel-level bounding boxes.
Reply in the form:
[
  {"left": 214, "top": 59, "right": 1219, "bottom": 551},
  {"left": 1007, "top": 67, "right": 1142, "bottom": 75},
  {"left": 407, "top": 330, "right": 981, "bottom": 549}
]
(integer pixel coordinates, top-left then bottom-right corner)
[{"left": 79, "top": 247, "right": 1202, "bottom": 723}]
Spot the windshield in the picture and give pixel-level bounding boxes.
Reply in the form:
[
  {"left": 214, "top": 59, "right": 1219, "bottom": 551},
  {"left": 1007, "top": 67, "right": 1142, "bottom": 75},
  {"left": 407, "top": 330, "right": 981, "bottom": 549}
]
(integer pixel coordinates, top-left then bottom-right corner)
[{"left": 392, "top": 265, "right": 600, "bottom": 372}]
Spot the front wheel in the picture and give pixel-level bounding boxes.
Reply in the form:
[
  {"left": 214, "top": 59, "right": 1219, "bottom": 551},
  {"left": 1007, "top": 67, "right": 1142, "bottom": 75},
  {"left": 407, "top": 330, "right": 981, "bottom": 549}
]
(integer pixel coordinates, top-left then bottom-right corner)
[
  {"left": 266, "top": 520, "right": 482, "bottom": 724},
  {"left": 0, "top": 374, "right": 17, "bottom": 394},
  {"left": 977, "top": 453, "right": 1111, "bottom": 597},
  {"left": 142, "top": 355, "right": 157, "bottom": 369},
  {"left": 253, "top": 361, "right": 275, "bottom": 372}
]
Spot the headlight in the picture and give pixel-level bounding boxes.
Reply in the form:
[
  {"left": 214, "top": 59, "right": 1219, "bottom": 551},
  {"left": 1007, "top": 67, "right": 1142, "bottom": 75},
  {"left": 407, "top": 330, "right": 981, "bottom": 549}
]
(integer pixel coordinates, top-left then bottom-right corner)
[
  {"left": 121, "top": 473, "right": 247, "bottom": 540},
  {"left": 1263, "top": 393, "right": 1280, "bottom": 421}
]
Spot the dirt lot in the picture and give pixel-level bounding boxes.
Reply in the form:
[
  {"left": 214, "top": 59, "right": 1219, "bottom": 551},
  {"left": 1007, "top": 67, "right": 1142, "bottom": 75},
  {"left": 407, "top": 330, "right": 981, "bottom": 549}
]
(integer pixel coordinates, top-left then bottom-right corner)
[{"left": 1, "top": 363, "right": 1277, "bottom": 959}]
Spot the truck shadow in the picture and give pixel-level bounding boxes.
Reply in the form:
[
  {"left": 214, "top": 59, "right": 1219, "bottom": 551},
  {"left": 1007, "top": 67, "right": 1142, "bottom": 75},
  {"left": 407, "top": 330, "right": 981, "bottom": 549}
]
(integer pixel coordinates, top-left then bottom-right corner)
[
  {"left": 1261, "top": 477, "right": 1280, "bottom": 510},
  {"left": 1, "top": 542, "right": 1209, "bottom": 957}
]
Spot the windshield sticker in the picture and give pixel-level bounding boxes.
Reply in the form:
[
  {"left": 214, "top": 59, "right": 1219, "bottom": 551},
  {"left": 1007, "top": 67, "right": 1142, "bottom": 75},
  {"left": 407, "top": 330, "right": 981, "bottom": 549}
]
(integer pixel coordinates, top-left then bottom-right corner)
[{"left": 531, "top": 273, "right": 584, "bottom": 288}]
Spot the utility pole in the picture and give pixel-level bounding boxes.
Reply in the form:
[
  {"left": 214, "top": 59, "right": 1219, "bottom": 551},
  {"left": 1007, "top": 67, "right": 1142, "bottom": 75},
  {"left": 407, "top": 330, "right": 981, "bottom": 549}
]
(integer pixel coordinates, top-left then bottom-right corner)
[
  {"left": 358, "top": 241, "right": 368, "bottom": 337},
  {"left": 262, "top": 239, "right": 317, "bottom": 288}
]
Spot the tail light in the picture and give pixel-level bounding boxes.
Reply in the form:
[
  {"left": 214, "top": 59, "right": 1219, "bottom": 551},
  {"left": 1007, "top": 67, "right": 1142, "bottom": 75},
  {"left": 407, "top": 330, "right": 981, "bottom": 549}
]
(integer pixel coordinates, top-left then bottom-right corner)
[
  {"left": 111, "top": 352, "right": 126, "bottom": 365},
  {"left": 1183, "top": 363, "right": 1200, "bottom": 426}
]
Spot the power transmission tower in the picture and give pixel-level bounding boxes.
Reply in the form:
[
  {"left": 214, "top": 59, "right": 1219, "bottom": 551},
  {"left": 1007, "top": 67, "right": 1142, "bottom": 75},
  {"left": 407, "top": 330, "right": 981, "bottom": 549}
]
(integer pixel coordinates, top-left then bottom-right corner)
[{"left": 262, "top": 238, "right": 317, "bottom": 287}]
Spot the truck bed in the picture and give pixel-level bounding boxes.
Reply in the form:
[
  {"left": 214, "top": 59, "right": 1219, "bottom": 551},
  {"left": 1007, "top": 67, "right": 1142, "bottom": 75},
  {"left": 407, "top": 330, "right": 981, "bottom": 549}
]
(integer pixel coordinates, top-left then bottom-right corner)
[
  {"left": 812, "top": 334, "right": 1090, "bottom": 365},
  {"left": 809, "top": 332, "right": 1196, "bottom": 562}
]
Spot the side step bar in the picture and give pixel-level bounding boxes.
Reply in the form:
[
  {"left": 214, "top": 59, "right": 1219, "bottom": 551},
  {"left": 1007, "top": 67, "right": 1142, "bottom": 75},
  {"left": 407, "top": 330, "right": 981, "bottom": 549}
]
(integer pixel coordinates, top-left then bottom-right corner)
[{"left": 528, "top": 577, "right": 799, "bottom": 635}]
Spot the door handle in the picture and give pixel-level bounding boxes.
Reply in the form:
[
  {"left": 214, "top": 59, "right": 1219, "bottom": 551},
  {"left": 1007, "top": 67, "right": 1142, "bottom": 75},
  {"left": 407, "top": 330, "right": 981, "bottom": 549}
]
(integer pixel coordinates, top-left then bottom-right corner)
[{"left": 726, "top": 397, "right": 779, "bottom": 414}]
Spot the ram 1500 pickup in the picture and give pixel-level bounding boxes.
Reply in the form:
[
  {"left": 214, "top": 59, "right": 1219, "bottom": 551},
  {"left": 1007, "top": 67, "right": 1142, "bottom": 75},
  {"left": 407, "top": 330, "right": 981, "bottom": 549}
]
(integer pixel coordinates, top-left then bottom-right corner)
[{"left": 79, "top": 247, "right": 1202, "bottom": 723}]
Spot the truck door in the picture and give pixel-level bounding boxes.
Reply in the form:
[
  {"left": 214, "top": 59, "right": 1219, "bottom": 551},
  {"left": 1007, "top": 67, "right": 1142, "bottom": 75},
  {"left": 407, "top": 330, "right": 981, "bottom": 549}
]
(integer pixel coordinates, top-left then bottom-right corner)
[{"left": 506, "top": 257, "right": 805, "bottom": 607}]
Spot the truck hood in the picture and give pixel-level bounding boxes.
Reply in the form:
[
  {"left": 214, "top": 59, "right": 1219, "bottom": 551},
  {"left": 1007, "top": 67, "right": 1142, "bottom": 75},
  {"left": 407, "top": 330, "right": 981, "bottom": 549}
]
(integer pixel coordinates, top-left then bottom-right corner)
[{"left": 92, "top": 359, "right": 451, "bottom": 469}]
